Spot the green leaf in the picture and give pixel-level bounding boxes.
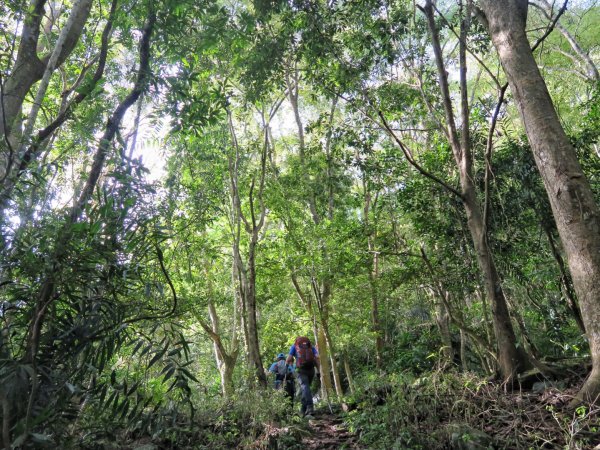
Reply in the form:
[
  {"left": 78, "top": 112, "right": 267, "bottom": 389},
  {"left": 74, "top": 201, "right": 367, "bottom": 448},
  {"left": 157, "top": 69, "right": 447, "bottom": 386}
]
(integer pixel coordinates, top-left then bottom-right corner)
[{"left": 148, "top": 344, "right": 169, "bottom": 369}]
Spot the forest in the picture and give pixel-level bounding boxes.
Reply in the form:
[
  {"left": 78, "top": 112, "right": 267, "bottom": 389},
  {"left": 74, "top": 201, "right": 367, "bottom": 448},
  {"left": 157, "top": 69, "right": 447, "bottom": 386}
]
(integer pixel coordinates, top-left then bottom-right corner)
[{"left": 0, "top": 0, "right": 599, "bottom": 448}]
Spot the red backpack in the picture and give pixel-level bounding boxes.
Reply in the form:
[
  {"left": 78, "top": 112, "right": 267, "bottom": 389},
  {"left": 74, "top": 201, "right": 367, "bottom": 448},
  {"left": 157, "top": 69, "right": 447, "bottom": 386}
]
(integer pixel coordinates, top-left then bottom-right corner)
[{"left": 294, "top": 336, "right": 315, "bottom": 369}]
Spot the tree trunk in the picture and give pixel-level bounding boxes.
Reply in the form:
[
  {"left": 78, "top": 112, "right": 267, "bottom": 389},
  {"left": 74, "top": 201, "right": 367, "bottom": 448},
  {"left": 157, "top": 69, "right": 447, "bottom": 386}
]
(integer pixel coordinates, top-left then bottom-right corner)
[
  {"left": 291, "top": 272, "right": 333, "bottom": 396},
  {"left": 434, "top": 294, "right": 454, "bottom": 367},
  {"left": 232, "top": 241, "right": 258, "bottom": 387},
  {"left": 287, "top": 73, "right": 342, "bottom": 396},
  {"left": 421, "top": 247, "right": 495, "bottom": 369},
  {"left": 422, "top": 0, "right": 530, "bottom": 382},
  {"left": 317, "top": 327, "right": 333, "bottom": 400},
  {"left": 315, "top": 278, "right": 342, "bottom": 396},
  {"left": 0, "top": 0, "right": 47, "bottom": 148},
  {"left": 480, "top": 0, "right": 600, "bottom": 405},
  {"left": 0, "top": 0, "right": 117, "bottom": 217},
  {"left": 1, "top": 316, "right": 11, "bottom": 449},
  {"left": 206, "top": 285, "right": 239, "bottom": 398},
  {"left": 369, "top": 255, "right": 384, "bottom": 369},
  {"left": 227, "top": 109, "right": 269, "bottom": 388},
  {"left": 343, "top": 356, "right": 355, "bottom": 395},
  {"left": 19, "top": 0, "right": 94, "bottom": 152},
  {"left": 246, "top": 238, "right": 267, "bottom": 387},
  {"left": 463, "top": 187, "right": 531, "bottom": 380},
  {"left": 543, "top": 225, "right": 586, "bottom": 334},
  {"left": 363, "top": 187, "right": 384, "bottom": 368},
  {"left": 460, "top": 330, "right": 468, "bottom": 372},
  {"left": 535, "top": 0, "right": 599, "bottom": 82},
  {"left": 321, "top": 317, "right": 343, "bottom": 397},
  {"left": 232, "top": 242, "right": 251, "bottom": 378},
  {"left": 473, "top": 288, "right": 493, "bottom": 352},
  {"left": 507, "top": 297, "right": 540, "bottom": 360},
  {"left": 220, "top": 358, "right": 236, "bottom": 397}
]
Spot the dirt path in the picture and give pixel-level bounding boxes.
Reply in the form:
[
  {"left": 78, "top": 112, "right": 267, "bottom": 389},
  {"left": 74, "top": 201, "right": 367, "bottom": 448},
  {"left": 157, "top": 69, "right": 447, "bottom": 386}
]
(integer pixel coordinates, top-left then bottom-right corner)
[{"left": 301, "top": 412, "right": 361, "bottom": 449}]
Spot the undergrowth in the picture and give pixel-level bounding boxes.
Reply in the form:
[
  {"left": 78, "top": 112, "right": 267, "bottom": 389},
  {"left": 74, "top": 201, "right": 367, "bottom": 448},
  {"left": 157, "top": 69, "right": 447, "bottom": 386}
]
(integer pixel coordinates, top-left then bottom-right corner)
[
  {"left": 343, "top": 371, "right": 600, "bottom": 450},
  {"left": 74, "top": 388, "right": 303, "bottom": 449}
]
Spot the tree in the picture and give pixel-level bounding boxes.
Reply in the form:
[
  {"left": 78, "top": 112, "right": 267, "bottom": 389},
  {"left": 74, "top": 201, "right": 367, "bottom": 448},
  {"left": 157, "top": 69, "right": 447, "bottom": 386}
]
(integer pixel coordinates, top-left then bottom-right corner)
[
  {"left": 284, "top": 67, "right": 345, "bottom": 397},
  {"left": 0, "top": 7, "right": 157, "bottom": 445},
  {"left": 410, "top": 0, "right": 531, "bottom": 381},
  {"left": 227, "top": 104, "right": 272, "bottom": 388},
  {"left": 0, "top": 0, "right": 95, "bottom": 214},
  {"left": 478, "top": 0, "right": 600, "bottom": 405}
]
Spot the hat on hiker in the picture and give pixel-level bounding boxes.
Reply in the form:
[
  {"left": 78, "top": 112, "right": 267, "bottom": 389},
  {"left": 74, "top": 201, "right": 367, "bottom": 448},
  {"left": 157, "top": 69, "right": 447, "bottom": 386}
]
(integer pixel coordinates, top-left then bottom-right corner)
[{"left": 277, "top": 353, "right": 285, "bottom": 360}]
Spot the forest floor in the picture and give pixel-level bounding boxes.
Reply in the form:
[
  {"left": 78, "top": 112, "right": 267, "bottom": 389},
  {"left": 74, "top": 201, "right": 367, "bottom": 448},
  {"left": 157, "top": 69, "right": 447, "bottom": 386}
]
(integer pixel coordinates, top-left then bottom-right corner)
[
  {"left": 334, "top": 368, "right": 600, "bottom": 449},
  {"left": 253, "top": 406, "right": 362, "bottom": 450},
  {"left": 122, "top": 370, "right": 599, "bottom": 449},
  {"left": 302, "top": 411, "right": 361, "bottom": 449}
]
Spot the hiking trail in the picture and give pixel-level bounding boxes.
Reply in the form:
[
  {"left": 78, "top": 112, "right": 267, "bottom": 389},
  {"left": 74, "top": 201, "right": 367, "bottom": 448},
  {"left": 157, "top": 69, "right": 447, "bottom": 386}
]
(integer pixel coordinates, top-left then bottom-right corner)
[{"left": 301, "top": 411, "right": 361, "bottom": 450}]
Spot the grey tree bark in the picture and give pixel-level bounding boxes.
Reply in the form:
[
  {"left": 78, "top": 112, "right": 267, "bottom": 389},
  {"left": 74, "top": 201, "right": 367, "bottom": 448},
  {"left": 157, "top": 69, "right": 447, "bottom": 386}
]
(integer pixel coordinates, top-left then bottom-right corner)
[
  {"left": 19, "top": 0, "right": 94, "bottom": 149},
  {"left": 420, "top": 0, "right": 531, "bottom": 382},
  {"left": 479, "top": 0, "right": 600, "bottom": 405},
  {"left": 343, "top": 356, "right": 356, "bottom": 395},
  {"left": 290, "top": 274, "right": 335, "bottom": 400},
  {"left": 206, "top": 299, "right": 239, "bottom": 397}
]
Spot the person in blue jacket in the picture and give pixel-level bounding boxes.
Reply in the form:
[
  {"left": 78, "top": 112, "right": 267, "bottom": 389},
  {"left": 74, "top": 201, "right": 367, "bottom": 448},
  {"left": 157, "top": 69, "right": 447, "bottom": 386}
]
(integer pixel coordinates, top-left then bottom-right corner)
[
  {"left": 268, "top": 353, "right": 289, "bottom": 389},
  {"left": 286, "top": 337, "right": 319, "bottom": 417},
  {"left": 268, "top": 353, "right": 296, "bottom": 403}
]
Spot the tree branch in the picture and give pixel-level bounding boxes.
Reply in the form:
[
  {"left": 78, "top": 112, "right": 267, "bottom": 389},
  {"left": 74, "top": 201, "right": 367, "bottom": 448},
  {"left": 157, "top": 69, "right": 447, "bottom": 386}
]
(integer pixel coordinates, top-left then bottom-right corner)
[
  {"left": 71, "top": 9, "right": 155, "bottom": 220},
  {"left": 15, "top": 0, "right": 118, "bottom": 181},
  {"left": 530, "top": 0, "right": 569, "bottom": 52},
  {"left": 419, "top": 1, "right": 464, "bottom": 163},
  {"left": 432, "top": 3, "right": 502, "bottom": 90},
  {"left": 483, "top": 83, "right": 508, "bottom": 227},
  {"left": 420, "top": 246, "right": 495, "bottom": 357},
  {"left": 377, "top": 110, "right": 463, "bottom": 198}
]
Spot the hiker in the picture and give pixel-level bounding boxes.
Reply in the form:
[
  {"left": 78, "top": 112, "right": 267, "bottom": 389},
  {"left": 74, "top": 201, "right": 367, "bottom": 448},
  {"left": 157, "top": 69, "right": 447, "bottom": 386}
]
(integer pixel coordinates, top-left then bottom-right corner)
[
  {"left": 268, "top": 353, "right": 289, "bottom": 390},
  {"left": 286, "top": 336, "right": 319, "bottom": 417},
  {"left": 268, "top": 353, "right": 296, "bottom": 404}
]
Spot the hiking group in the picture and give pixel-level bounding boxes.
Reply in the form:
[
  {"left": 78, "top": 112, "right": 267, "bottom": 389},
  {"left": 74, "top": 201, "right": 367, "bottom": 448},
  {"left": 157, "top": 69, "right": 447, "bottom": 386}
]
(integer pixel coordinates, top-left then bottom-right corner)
[{"left": 268, "top": 336, "right": 320, "bottom": 418}]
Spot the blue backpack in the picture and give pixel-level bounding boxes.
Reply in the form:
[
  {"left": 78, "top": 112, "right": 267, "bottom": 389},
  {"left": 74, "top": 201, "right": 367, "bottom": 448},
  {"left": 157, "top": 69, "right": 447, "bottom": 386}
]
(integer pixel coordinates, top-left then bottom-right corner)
[{"left": 275, "top": 360, "right": 287, "bottom": 379}]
